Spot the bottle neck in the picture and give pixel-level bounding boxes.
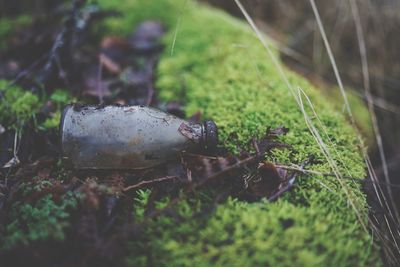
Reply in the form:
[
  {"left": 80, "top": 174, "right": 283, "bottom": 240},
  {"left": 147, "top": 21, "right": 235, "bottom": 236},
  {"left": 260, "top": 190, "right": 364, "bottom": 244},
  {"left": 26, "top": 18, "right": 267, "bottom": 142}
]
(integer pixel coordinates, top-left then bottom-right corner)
[
  {"left": 178, "top": 122, "right": 204, "bottom": 145},
  {"left": 178, "top": 120, "right": 218, "bottom": 153}
]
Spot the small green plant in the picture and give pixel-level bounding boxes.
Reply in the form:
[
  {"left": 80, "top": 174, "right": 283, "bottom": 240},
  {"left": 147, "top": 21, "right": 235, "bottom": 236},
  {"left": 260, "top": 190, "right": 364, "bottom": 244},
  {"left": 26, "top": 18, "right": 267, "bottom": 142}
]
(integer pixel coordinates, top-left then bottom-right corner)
[
  {"left": 40, "top": 111, "right": 61, "bottom": 129},
  {"left": 133, "top": 189, "right": 152, "bottom": 219},
  {"left": 0, "top": 80, "right": 41, "bottom": 130},
  {"left": 126, "top": 191, "right": 206, "bottom": 267},
  {"left": 50, "top": 89, "right": 71, "bottom": 108},
  {"left": 40, "top": 89, "right": 72, "bottom": 130},
  {"left": 0, "top": 175, "right": 81, "bottom": 249},
  {"left": 2, "top": 191, "right": 79, "bottom": 249}
]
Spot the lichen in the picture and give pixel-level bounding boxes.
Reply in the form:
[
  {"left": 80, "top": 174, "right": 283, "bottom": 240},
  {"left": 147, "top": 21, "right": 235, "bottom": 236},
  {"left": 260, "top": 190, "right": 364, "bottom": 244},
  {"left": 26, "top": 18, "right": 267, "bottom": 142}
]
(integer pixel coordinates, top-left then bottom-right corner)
[{"left": 95, "top": 0, "right": 380, "bottom": 266}]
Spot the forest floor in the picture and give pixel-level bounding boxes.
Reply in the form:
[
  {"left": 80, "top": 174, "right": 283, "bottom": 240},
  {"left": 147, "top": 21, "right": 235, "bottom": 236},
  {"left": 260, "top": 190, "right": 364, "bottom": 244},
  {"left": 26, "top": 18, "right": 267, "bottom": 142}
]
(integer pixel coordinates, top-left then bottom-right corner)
[{"left": 0, "top": 1, "right": 385, "bottom": 266}]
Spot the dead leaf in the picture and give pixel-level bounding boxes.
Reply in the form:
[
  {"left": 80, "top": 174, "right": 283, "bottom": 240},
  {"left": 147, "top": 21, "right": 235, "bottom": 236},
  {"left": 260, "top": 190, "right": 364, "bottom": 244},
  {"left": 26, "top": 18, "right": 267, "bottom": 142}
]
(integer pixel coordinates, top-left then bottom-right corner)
[
  {"left": 100, "top": 36, "right": 132, "bottom": 67},
  {"left": 99, "top": 53, "right": 121, "bottom": 74},
  {"left": 244, "top": 162, "right": 283, "bottom": 198},
  {"left": 267, "top": 125, "right": 289, "bottom": 137},
  {"left": 37, "top": 168, "right": 51, "bottom": 179},
  {"left": 254, "top": 126, "right": 291, "bottom": 155}
]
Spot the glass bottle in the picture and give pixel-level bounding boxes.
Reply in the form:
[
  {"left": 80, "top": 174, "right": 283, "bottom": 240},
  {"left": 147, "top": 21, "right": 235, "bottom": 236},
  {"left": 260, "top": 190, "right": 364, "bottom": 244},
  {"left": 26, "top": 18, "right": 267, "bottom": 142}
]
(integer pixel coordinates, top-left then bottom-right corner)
[{"left": 60, "top": 104, "right": 218, "bottom": 169}]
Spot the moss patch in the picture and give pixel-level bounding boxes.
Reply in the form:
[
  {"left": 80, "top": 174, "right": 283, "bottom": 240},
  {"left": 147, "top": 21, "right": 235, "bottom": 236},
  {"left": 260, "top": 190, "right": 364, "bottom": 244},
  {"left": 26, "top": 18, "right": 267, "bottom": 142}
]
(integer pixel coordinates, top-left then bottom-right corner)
[
  {"left": 39, "top": 89, "right": 73, "bottom": 130},
  {"left": 94, "top": 0, "right": 380, "bottom": 266},
  {"left": 0, "top": 80, "right": 72, "bottom": 131},
  {"left": 0, "top": 80, "right": 41, "bottom": 130},
  {"left": 2, "top": 183, "right": 80, "bottom": 249},
  {"left": 93, "top": 0, "right": 381, "bottom": 266}
]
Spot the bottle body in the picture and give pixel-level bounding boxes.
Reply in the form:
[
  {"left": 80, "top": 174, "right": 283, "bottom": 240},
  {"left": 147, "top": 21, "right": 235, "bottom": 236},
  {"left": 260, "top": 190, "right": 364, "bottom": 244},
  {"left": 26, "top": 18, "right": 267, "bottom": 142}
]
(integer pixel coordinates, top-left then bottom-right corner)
[{"left": 60, "top": 105, "right": 217, "bottom": 169}]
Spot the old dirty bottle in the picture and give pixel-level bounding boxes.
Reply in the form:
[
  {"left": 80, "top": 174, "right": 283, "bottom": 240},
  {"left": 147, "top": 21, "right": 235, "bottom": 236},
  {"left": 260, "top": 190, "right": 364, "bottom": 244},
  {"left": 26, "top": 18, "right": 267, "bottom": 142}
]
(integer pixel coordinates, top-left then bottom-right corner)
[{"left": 60, "top": 104, "right": 218, "bottom": 169}]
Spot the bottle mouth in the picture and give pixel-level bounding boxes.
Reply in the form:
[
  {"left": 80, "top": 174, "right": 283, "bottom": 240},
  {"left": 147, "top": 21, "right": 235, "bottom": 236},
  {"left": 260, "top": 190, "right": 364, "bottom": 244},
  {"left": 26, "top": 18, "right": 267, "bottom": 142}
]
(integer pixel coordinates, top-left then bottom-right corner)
[{"left": 202, "top": 120, "right": 218, "bottom": 153}]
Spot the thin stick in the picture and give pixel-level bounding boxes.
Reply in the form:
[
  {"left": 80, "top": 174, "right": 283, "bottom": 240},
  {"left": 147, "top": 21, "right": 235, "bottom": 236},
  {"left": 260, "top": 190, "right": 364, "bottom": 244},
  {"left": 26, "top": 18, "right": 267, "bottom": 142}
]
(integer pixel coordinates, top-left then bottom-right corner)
[
  {"left": 123, "top": 176, "right": 178, "bottom": 192},
  {"left": 275, "top": 164, "right": 400, "bottom": 189}
]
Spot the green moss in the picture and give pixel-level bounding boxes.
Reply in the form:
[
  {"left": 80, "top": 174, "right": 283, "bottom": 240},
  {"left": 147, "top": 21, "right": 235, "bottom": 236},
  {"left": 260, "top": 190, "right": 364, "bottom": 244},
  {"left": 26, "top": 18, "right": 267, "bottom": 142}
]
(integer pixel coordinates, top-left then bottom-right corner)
[
  {"left": 49, "top": 89, "right": 71, "bottom": 107},
  {"left": 0, "top": 81, "right": 72, "bottom": 130},
  {"left": 39, "top": 89, "right": 72, "bottom": 130},
  {"left": 40, "top": 111, "right": 61, "bottom": 130},
  {"left": 94, "top": 0, "right": 380, "bottom": 266},
  {"left": 321, "top": 86, "right": 373, "bottom": 144},
  {"left": 0, "top": 80, "right": 41, "bottom": 130},
  {"left": 130, "top": 197, "right": 374, "bottom": 266},
  {"left": 1, "top": 190, "right": 80, "bottom": 249}
]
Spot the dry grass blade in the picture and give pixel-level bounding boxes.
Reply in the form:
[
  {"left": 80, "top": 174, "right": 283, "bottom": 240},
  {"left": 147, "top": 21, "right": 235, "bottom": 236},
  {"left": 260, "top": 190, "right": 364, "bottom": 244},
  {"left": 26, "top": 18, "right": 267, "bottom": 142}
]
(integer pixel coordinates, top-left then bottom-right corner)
[
  {"left": 275, "top": 163, "right": 400, "bottom": 189},
  {"left": 296, "top": 87, "right": 368, "bottom": 232},
  {"left": 234, "top": 0, "right": 370, "bottom": 234},
  {"left": 233, "top": 0, "right": 296, "bottom": 98},
  {"left": 309, "top": 0, "right": 400, "bottom": 263},
  {"left": 171, "top": 0, "right": 188, "bottom": 56},
  {"left": 348, "top": 0, "right": 399, "bottom": 220}
]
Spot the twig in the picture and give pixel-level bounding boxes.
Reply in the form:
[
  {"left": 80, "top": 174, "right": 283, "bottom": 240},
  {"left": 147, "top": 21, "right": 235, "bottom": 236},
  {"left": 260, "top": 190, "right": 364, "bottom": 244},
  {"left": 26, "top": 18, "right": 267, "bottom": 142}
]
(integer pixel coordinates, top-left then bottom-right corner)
[
  {"left": 123, "top": 176, "right": 178, "bottom": 192},
  {"left": 134, "top": 154, "right": 259, "bottom": 220},
  {"left": 194, "top": 155, "right": 258, "bottom": 188},
  {"left": 268, "top": 159, "right": 310, "bottom": 202},
  {"left": 275, "top": 164, "right": 400, "bottom": 189}
]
